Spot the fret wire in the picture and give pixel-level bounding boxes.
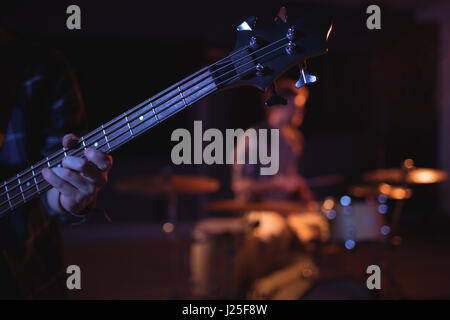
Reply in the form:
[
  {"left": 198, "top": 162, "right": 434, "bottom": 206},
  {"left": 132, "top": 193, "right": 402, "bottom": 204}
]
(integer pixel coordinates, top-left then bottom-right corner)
[
  {"left": 107, "top": 84, "right": 217, "bottom": 152},
  {"left": 3, "top": 145, "right": 86, "bottom": 200},
  {"left": 95, "top": 84, "right": 217, "bottom": 155},
  {"left": 124, "top": 112, "right": 135, "bottom": 138},
  {"left": 101, "top": 124, "right": 111, "bottom": 151},
  {"left": 17, "top": 174, "right": 25, "bottom": 201},
  {"left": 74, "top": 66, "right": 214, "bottom": 148},
  {"left": 72, "top": 64, "right": 213, "bottom": 151},
  {"left": 178, "top": 86, "right": 188, "bottom": 108},
  {"left": 31, "top": 165, "right": 40, "bottom": 193},
  {"left": 151, "top": 102, "right": 159, "bottom": 122},
  {"left": 4, "top": 182, "right": 12, "bottom": 210},
  {"left": 0, "top": 159, "right": 67, "bottom": 207},
  {"left": 1, "top": 174, "right": 51, "bottom": 211},
  {"left": 152, "top": 109, "right": 159, "bottom": 121}
]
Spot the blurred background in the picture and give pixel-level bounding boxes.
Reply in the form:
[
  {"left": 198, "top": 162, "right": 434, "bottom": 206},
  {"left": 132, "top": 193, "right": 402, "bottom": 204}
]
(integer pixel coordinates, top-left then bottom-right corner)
[{"left": 2, "top": 0, "right": 450, "bottom": 299}]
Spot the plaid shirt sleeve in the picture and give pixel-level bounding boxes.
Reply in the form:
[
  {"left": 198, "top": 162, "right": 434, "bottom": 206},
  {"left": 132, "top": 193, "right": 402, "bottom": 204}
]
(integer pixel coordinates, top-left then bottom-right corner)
[{"left": 29, "top": 50, "right": 87, "bottom": 222}]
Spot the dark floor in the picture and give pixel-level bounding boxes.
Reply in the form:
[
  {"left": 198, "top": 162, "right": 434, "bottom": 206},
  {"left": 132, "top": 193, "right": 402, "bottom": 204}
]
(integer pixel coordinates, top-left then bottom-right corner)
[{"left": 61, "top": 222, "right": 450, "bottom": 300}]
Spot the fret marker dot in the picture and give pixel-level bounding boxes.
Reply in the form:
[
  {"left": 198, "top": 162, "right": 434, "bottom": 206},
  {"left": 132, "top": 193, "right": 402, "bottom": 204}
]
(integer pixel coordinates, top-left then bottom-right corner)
[
  {"left": 58, "top": 164, "right": 62, "bottom": 167},
  {"left": 139, "top": 116, "right": 144, "bottom": 121},
  {"left": 94, "top": 142, "right": 98, "bottom": 147},
  {"left": 26, "top": 182, "right": 30, "bottom": 187}
]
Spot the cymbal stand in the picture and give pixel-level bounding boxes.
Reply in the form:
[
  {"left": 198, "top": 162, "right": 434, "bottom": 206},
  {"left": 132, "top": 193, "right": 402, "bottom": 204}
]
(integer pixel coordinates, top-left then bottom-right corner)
[
  {"left": 382, "top": 159, "right": 413, "bottom": 299},
  {"left": 166, "top": 188, "right": 181, "bottom": 298}
]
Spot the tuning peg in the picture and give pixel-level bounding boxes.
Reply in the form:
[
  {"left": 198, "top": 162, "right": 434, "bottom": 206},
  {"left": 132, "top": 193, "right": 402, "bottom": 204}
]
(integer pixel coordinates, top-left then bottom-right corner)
[
  {"left": 295, "top": 65, "right": 318, "bottom": 88},
  {"left": 265, "top": 85, "right": 287, "bottom": 107},
  {"left": 237, "top": 16, "right": 257, "bottom": 31},
  {"left": 274, "top": 6, "right": 288, "bottom": 24}
]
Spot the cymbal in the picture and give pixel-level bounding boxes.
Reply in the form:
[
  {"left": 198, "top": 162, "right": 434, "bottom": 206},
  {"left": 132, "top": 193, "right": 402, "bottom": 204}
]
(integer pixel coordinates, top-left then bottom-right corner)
[
  {"left": 205, "top": 199, "right": 318, "bottom": 214},
  {"left": 362, "top": 168, "right": 448, "bottom": 184},
  {"left": 349, "top": 184, "right": 412, "bottom": 200},
  {"left": 115, "top": 175, "right": 220, "bottom": 196}
]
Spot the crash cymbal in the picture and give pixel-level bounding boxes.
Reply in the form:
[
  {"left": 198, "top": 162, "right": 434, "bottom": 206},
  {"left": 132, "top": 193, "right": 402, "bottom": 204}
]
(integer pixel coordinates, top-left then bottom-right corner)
[
  {"left": 362, "top": 168, "right": 448, "bottom": 184},
  {"left": 408, "top": 168, "right": 448, "bottom": 184},
  {"left": 205, "top": 199, "right": 318, "bottom": 214},
  {"left": 115, "top": 175, "right": 220, "bottom": 196},
  {"left": 349, "top": 184, "right": 412, "bottom": 200}
]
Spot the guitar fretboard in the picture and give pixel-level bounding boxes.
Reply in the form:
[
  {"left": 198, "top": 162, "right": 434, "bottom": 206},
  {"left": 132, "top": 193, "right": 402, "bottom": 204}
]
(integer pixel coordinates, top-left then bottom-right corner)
[{"left": 0, "top": 70, "right": 218, "bottom": 217}]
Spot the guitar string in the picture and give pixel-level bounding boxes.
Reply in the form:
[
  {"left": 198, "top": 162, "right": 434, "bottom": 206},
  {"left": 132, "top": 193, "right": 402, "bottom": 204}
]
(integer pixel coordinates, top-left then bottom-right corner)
[
  {"left": 81, "top": 37, "right": 285, "bottom": 142},
  {"left": 0, "top": 36, "right": 288, "bottom": 196},
  {"left": 0, "top": 40, "right": 291, "bottom": 211},
  {"left": 0, "top": 39, "right": 291, "bottom": 211},
  {"left": 35, "top": 36, "right": 285, "bottom": 162},
  {"left": 0, "top": 51, "right": 240, "bottom": 191},
  {"left": 62, "top": 37, "right": 285, "bottom": 152},
  {"left": 0, "top": 35, "right": 289, "bottom": 197},
  {"left": 0, "top": 38, "right": 291, "bottom": 213}
]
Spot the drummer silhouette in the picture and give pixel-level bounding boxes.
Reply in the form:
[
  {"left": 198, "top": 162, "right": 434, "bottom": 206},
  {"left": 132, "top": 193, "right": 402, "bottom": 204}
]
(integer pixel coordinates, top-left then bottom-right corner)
[
  {"left": 230, "top": 78, "right": 328, "bottom": 298},
  {"left": 232, "top": 77, "right": 314, "bottom": 203}
]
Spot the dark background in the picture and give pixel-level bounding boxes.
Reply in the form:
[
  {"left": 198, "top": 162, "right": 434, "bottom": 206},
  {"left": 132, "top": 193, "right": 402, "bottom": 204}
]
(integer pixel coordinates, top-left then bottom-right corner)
[
  {"left": 1, "top": 0, "right": 443, "bottom": 224},
  {"left": 2, "top": 0, "right": 450, "bottom": 299}
]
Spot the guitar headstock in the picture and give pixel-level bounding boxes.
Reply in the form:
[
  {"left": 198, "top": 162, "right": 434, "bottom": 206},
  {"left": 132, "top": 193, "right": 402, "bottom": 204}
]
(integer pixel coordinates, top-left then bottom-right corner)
[{"left": 214, "top": 7, "right": 332, "bottom": 105}]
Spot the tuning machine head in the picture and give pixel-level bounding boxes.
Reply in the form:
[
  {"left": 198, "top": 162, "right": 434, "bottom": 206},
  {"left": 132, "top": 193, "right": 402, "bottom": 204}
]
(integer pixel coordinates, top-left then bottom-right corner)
[
  {"left": 237, "top": 16, "right": 257, "bottom": 31},
  {"left": 295, "top": 63, "right": 317, "bottom": 88}
]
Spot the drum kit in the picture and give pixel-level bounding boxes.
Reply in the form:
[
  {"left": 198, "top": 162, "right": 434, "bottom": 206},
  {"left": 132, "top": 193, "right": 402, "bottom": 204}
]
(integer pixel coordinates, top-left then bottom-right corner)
[{"left": 114, "top": 159, "right": 448, "bottom": 299}]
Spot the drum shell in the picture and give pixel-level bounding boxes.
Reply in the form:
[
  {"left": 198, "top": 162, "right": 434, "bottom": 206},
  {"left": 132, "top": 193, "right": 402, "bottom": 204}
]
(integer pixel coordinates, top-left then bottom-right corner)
[{"left": 190, "top": 218, "right": 247, "bottom": 298}]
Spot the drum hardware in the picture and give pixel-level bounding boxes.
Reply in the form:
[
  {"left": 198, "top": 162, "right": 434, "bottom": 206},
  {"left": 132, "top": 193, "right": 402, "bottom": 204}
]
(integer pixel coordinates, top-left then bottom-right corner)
[
  {"left": 360, "top": 159, "right": 448, "bottom": 247},
  {"left": 354, "top": 159, "right": 448, "bottom": 298},
  {"left": 381, "top": 159, "right": 413, "bottom": 299},
  {"left": 327, "top": 159, "right": 448, "bottom": 251}
]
